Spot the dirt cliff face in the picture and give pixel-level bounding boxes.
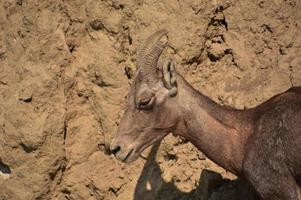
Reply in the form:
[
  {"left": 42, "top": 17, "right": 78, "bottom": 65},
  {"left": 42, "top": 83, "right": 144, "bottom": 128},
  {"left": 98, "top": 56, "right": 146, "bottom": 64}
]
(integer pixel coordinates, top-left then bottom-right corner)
[{"left": 0, "top": 0, "right": 300, "bottom": 199}]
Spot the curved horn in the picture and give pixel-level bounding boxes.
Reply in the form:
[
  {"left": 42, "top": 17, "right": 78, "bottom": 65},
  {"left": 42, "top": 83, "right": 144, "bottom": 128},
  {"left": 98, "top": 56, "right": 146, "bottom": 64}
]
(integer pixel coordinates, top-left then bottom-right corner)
[
  {"left": 137, "top": 29, "right": 168, "bottom": 63},
  {"left": 137, "top": 30, "right": 168, "bottom": 82}
]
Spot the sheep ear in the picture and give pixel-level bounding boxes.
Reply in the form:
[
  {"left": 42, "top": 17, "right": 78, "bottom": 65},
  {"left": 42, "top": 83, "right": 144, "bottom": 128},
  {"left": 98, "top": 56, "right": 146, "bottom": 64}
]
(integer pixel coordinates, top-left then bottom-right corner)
[{"left": 162, "top": 59, "right": 177, "bottom": 97}]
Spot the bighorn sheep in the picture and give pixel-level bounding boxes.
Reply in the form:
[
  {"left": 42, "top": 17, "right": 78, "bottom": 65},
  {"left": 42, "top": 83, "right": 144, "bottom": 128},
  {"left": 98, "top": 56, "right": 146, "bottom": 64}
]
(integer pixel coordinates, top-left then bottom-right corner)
[{"left": 110, "top": 30, "right": 301, "bottom": 200}]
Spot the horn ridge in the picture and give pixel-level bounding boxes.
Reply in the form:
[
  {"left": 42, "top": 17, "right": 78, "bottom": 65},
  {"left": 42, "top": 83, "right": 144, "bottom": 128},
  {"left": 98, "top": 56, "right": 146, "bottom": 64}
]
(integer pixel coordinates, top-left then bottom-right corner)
[
  {"left": 137, "top": 29, "right": 168, "bottom": 67},
  {"left": 141, "top": 42, "right": 165, "bottom": 67},
  {"left": 137, "top": 29, "right": 168, "bottom": 83}
]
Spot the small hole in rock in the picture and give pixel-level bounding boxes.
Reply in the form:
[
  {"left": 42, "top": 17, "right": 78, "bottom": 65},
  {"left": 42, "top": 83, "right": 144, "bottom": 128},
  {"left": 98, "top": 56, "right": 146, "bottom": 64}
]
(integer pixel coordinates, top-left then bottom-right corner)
[
  {"left": 20, "top": 142, "right": 35, "bottom": 153},
  {"left": 0, "top": 161, "right": 11, "bottom": 179},
  {"left": 124, "top": 66, "right": 133, "bottom": 79},
  {"left": 164, "top": 153, "right": 178, "bottom": 161}
]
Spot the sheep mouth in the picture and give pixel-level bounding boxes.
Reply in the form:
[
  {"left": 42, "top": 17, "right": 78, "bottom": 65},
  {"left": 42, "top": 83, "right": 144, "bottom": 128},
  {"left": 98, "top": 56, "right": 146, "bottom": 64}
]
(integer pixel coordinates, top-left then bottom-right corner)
[
  {"left": 114, "top": 147, "right": 135, "bottom": 163},
  {"left": 121, "top": 131, "right": 171, "bottom": 163},
  {"left": 121, "top": 149, "right": 134, "bottom": 162}
]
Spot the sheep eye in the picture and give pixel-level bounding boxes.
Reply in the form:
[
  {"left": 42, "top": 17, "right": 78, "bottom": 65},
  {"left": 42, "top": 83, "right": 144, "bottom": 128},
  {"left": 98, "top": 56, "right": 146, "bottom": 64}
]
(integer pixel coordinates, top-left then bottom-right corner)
[
  {"left": 137, "top": 97, "right": 155, "bottom": 110},
  {"left": 140, "top": 98, "right": 151, "bottom": 106}
]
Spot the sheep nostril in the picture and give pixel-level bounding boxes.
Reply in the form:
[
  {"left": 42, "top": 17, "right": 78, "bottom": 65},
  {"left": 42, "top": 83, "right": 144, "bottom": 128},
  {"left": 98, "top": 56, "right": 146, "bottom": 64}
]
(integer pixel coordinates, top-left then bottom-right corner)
[{"left": 110, "top": 145, "right": 121, "bottom": 155}]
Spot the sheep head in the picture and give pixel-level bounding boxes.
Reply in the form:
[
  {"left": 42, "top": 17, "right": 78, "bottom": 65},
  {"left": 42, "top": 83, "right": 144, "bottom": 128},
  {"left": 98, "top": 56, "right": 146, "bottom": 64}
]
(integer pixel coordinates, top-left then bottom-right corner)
[{"left": 110, "top": 30, "right": 179, "bottom": 162}]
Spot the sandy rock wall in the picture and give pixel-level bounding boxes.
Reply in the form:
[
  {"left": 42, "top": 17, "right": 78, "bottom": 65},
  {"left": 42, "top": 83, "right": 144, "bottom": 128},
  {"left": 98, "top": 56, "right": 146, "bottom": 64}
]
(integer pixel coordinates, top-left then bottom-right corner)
[{"left": 0, "top": 0, "right": 300, "bottom": 199}]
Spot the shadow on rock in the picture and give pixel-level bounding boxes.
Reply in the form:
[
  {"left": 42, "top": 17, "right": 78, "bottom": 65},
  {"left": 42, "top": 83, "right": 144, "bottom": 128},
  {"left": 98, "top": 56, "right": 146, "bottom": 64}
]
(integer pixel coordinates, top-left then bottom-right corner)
[{"left": 133, "top": 140, "right": 259, "bottom": 200}]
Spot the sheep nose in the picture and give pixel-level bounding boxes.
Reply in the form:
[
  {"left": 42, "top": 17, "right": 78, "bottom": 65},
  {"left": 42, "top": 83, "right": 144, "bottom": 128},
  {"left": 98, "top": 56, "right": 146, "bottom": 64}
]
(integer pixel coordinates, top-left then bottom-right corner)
[{"left": 110, "top": 140, "right": 122, "bottom": 155}]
